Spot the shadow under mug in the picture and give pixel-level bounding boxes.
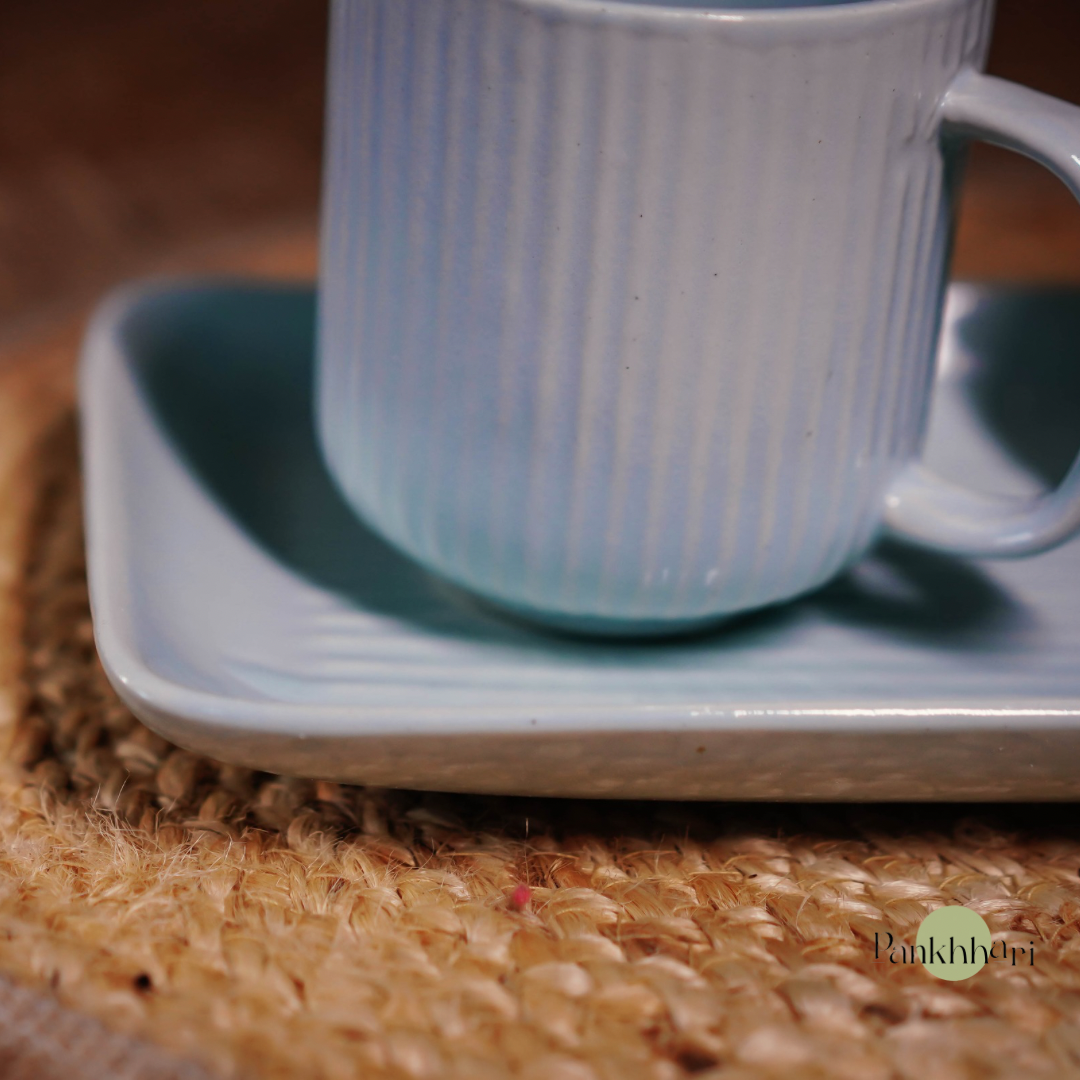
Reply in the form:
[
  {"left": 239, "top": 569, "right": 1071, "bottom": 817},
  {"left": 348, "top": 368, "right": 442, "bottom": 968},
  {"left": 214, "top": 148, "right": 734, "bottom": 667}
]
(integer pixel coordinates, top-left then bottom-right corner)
[{"left": 316, "top": 0, "right": 1080, "bottom": 635}]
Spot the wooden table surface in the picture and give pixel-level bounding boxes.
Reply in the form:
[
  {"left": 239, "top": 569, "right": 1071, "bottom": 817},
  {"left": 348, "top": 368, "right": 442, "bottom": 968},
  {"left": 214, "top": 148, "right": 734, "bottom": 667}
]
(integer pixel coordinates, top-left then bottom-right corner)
[{"left": 1, "top": 0, "right": 1080, "bottom": 335}]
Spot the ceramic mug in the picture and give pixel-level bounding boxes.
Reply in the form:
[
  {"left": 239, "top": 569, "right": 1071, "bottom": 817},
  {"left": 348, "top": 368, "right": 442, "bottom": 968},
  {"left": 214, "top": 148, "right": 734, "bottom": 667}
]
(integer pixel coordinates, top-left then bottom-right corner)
[{"left": 317, "top": 0, "right": 1080, "bottom": 635}]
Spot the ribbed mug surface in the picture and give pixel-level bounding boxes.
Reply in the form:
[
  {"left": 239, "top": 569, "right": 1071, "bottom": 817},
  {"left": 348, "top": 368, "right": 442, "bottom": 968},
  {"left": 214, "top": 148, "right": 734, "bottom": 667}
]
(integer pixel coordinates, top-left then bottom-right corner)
[{"left": 317, "top": 0, "right": 996, "bottom": 631}]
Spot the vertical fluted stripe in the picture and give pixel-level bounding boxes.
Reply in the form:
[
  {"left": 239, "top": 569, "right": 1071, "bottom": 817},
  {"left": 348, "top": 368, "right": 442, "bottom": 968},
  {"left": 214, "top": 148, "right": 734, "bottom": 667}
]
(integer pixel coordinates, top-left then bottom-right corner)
[
  {"left": 491, "top": 15, "right": 559, "bottom": 590},
  {"left": 563, "top": 27, "right": 642, "bottom": 608},
  {"left": 368, "top": 3, "right": 414, "bottom": 517},
  {"left": 772, "top": 42, "right": 872, "bottom": 597},
  {"left": 704, "top": 37, "right": 773, "bottom": 615},
  {"left": 726, "top": 59, "right": 802, "bottom": 611},
  {"left": 638, "top": 33, "right": 711, "bottom": 618},
  {"left": 597, "top": 31, "right": 691, "bottom": 612},
  {"left": 416, "top": 2, "right": 485, "bottom": 558},
  {"left": 673, "top": 37, "right": 757, "bottom": 613},
  {"left": 738, "top": 41, "right": 844, "bottom": 611},
  {"left": 518, "top": 22, "right": 594, "bottom": 598},
  {"left": 447, "top": 1, "right": 512, "bottom": 573},
  {"left": 384, "top": 2, "right": 440, "bottom": 534},
  {"left": 809, "top": 22, "right": 922, "bottom": 591}
]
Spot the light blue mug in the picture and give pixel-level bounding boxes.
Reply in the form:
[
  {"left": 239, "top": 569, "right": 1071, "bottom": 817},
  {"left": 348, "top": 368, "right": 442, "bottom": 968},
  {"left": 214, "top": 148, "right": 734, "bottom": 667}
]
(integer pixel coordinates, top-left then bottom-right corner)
[{"left": 317, "top": 0, "right": 1080, "bottom": 635}]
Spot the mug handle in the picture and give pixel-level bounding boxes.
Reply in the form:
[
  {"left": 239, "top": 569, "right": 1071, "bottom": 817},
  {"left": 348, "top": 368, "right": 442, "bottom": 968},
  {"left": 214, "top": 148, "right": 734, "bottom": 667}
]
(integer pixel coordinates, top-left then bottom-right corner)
[{"left": 884, "top": 70, "right": 1080, "bottom": 558}]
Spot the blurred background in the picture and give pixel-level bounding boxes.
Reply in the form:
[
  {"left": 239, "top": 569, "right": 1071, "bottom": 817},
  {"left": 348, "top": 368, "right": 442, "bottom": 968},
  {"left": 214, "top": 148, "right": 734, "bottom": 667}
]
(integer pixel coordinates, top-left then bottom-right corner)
[{"left": 0, "top": 0, "right": 1078, "bottom": 333}]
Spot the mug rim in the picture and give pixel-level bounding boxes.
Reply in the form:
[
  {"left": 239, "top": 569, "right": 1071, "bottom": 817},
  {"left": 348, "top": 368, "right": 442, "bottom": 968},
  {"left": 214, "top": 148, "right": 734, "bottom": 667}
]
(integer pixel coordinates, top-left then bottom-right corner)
[{"left": 502, "top": 0, "right": 978, "bottom": 26}]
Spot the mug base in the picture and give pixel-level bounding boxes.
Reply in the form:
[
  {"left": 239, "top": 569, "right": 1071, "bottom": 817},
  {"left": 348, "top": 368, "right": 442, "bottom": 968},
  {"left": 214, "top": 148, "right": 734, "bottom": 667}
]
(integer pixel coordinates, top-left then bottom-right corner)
[{"left": 475, "top": 596, "right": 737, "bottom": 642}]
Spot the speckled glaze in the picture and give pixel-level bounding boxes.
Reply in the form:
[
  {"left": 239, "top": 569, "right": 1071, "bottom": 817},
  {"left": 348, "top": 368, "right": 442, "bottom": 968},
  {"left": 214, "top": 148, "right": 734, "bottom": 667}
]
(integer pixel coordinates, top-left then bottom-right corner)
[{"left": 317, "top": 0, "right": 1080, "bottom": 633}]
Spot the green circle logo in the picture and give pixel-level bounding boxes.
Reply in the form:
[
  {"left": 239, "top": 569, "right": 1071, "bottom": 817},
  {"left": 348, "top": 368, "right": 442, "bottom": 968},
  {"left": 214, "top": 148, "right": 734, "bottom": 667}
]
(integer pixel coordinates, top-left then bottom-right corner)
[{"left": 916, "top": 906, "right": 993, "bottom": 982}]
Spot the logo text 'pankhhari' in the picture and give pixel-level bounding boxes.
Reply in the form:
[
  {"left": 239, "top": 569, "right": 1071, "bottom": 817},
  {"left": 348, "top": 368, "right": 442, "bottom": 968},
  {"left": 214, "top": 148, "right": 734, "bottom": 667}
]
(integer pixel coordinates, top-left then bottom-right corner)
[{"left": 876, "top": 906, "right": 1035, "bottom": 981}]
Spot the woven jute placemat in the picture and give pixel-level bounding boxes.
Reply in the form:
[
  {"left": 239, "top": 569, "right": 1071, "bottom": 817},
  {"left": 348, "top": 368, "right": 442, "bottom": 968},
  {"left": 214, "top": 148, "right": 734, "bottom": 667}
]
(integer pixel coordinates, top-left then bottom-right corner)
[{"left": 1, "top": 233, "right": 1080, "bottom": 1080}]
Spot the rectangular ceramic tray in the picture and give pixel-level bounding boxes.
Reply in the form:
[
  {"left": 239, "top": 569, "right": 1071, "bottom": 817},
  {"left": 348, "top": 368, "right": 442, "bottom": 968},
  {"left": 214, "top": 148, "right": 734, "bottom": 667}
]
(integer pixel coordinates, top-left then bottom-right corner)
[{"left": 81, "top": 280, "right": 1080, "bottom": 799}]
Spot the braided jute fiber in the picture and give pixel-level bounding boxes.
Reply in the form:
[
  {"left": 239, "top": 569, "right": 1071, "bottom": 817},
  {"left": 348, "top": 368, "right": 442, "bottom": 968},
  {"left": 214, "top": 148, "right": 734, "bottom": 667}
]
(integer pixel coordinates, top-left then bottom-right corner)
[{"left": 3, "top": 246, "right": 1080, "bottom": 1080}]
